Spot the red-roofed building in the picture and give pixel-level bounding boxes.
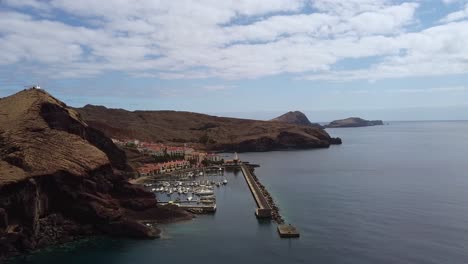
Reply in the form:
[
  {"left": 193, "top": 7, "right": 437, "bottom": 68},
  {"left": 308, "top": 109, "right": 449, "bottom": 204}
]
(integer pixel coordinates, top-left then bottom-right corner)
[
  {"left": 166, "top": 146, "right": 185, "bottom": 156},
  {"left": 137, "top": 160, "right": 190, "bottom": 176}
]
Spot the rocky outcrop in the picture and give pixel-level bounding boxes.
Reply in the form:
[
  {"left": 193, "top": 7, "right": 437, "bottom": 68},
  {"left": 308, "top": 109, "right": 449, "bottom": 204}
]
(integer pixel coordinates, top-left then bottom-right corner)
[
  {"left": 0, "top": 89, "right": 191, "bottom": 259},
  {"left": 325, "top": 117, "right": 384, "bottom": 128},
  {"left": 209, "top": 129, "right": 341, "bottom": 152},
  {"left": 40, "top": 102, "right": 128, "bottom": 170},
  {"left": 271, "top": 111, "right": 323, "bottom": 128}
]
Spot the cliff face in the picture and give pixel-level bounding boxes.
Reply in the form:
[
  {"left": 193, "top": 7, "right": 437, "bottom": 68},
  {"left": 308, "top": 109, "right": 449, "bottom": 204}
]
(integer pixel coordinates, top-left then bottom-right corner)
[
  {"left": 325, "top": 117, "right": 384, "bottom": 128},
  {"left": 271, "top": 111, "right": 323, "bottom": 129},
  {"left": 0, "top": 89, "right": 190, "bottom": 259},
  {"left": 76, "top": 106, "right": 341, "bottom": 152}
]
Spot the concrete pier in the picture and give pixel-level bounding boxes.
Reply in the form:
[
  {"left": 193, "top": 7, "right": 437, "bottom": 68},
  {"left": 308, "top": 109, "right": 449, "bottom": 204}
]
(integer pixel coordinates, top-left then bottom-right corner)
[
  {"left": 240, "top": 163, "right": 300, "bottom": 238},
  {"left": 240, "top": 164, "right": 272, "bottom": 218},
  {"left": 158, "top": 202, "right": 216, "bottom": 213},
  {"left": 277, "top": 224, "right": 300, "bottom": 238}
]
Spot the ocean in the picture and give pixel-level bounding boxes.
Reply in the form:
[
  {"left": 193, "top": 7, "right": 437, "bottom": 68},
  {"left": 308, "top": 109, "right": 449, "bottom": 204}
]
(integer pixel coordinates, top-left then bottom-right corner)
[{"left": 10, "top": 121, "right": 468, "bottom": 264}]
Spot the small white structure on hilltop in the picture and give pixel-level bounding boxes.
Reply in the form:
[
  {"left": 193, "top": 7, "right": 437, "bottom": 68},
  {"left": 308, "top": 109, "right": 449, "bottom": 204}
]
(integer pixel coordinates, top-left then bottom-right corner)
[{"left": 25, "top": 85, "right": 41, "bottom": 90}]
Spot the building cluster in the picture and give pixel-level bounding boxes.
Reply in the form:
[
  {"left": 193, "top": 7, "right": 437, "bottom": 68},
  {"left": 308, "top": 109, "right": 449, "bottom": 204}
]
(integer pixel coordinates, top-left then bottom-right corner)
[
  {"left": 137, "top": 160, "right": 191, "bottom": 176},
  {"left": 112, "top": 138, "right": 223, "bottom": 177},
  {"left": 184, "top": 151, "right": 222, "bottom": 164},
  {"left": 139, "top": 142, "right": 186, "bottom": 157},
  {"left": 112, "top": 139, "right": 186, "bottom": 157}
]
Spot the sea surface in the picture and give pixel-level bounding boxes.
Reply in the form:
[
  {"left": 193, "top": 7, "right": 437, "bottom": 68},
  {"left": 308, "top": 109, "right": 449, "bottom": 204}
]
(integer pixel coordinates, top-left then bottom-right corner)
[{"left": 9, "top": 121, "right": 468, "bottom": 264}]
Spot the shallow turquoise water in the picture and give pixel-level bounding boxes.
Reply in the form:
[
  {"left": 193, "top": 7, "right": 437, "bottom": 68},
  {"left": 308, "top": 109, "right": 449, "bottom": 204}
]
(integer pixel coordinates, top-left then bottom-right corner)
[{"left": 10, "top": 121, "right": 468, "bottom": 264}]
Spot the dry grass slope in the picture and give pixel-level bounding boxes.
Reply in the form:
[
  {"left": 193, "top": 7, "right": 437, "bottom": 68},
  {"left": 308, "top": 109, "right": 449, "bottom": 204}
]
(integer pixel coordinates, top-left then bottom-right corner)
[
  {"left": 0, "top": 89, "right": 108, "bottom": 185},
  {"left": 77, "top": 105, "right": 340, "bottom": 151}
]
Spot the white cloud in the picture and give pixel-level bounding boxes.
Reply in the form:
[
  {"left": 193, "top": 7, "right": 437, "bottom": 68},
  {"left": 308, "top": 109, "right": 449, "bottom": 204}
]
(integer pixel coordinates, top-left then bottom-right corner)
[
  {"left": 2, "top": 0, "right": 50, "bottom": 10},
  {"left": 441, "top": 0, "right": 464, "bottom": 4},
  {"left": 0, "top": 0, "right": 467, "bottom": 83},
  {"left": 303, "top": 18, "right": 468, "bottom": 81},
  {"left": 440, "top": 3, "right": 468, "bottom": 22},
  {"left": 311, "top": 0, "right": 387, "bottom": 16},
  {"left": 202, "top": 85, "right": 236, "bottom": 91},
  {"left": 391, "top": 86, "right": 468, "bottom": 93}
]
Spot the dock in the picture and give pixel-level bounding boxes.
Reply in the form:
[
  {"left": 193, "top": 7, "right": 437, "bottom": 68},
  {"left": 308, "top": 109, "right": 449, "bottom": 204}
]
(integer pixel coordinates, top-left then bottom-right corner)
[
  {"left": 240, "top": 164, "right": 272, "bottom": 218},
  {"left": 158, "top": 202, "right": 216, "bottom": 213},
  {"left": 277, "top": 224, "right": 300, "bottom": 238}
]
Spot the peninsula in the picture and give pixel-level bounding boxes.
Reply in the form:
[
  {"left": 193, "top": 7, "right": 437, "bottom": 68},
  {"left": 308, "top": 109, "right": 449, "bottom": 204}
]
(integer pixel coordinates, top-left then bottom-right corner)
[{"left": 76, "top": 106, "right": 342, "bottom": 152}]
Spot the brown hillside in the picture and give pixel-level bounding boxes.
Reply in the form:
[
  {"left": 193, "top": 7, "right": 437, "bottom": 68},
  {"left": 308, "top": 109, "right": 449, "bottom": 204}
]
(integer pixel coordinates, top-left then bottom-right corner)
[
  {"left": 77, "top": 106, "right": 341, "bottom": 152},
  {"left": 0, "top": 89, "right": 190, "bottom": 259},
  {"left": 0, "top": 88, "right": 124, "bottom": 185}
]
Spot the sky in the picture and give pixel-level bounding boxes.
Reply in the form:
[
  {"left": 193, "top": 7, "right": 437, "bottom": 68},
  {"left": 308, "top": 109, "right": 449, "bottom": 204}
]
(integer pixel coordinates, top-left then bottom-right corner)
[{"left": 1, "top": 0, "right": 468, "bottom": 121}]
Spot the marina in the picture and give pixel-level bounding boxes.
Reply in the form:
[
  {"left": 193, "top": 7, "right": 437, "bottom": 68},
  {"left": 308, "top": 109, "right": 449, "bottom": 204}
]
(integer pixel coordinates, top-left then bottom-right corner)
[
  {"left": 136, "top": 156, "right": 298, "bottom": 238},
  {"left": 139, "top": 166, "right": 228, "bottom": 214}
]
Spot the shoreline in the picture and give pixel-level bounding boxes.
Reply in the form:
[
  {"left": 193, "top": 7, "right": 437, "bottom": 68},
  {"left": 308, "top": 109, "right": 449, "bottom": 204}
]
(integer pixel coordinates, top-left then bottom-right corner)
[{"left": 3, "top": 208, "right": 194, "bottom": 262}]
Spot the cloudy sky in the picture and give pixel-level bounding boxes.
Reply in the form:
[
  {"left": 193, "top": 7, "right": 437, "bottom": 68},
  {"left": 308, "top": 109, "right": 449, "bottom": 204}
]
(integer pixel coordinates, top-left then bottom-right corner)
[{"left": 1, "top": 0, "right": 468, "bottom": 121}]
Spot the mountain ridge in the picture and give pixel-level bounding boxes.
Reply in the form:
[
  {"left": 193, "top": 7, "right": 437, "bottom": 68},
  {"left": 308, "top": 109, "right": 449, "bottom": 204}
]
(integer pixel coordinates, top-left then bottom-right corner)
[
  {"left": 76, "top": 105, "right": 342, "bottom": 151},
  {"left": 271, "top": 111, "right": 323, "bottom": 128}
]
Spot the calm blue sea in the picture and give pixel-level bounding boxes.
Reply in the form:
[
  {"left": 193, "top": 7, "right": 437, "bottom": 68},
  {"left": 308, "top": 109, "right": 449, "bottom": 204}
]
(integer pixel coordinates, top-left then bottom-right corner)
[{"left": 9, "top": 121, "right": 468, "bottom": 264}]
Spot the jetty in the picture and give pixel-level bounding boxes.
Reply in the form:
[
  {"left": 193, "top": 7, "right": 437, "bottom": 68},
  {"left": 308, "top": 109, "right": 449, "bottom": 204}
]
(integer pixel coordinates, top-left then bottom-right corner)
[
  {"left": 240, "top": 164, "right": 272, "bottom": 218},
  {"left": 240, "top": 163, "right": 300, "bottom": 238}
]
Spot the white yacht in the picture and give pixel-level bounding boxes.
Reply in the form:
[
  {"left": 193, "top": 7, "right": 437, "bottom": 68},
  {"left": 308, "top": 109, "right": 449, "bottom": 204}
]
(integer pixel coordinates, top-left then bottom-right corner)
[{"left": 197, "top": 189, "right": 214, "bottom": 195}]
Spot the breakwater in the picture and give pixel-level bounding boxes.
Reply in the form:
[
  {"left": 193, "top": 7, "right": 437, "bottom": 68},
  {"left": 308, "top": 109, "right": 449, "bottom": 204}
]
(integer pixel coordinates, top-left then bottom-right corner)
[
  {"left": 240, "top": 164, "right": 284, "bottom": 224},
  {"left": 247, "top": 168, "right": 285, "bottom": 224}
]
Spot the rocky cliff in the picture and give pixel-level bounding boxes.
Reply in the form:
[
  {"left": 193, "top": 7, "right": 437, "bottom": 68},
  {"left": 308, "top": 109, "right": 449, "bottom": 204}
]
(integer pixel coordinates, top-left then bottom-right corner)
[
  {"left": 76, "top": 106, "right": 341, "bottom": 152},
  {"left": 271, "top": 111, "right": 323, "bottom": 128},
  {"left": 0, "top": 89, "right": 191, "bottom": 259},
  {"left": 325, "top": 117, "right": 384, "bottom": 128}
]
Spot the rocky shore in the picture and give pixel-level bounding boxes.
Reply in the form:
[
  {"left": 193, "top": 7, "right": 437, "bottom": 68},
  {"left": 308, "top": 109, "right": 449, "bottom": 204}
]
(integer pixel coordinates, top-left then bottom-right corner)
[
  {"left": 0, "top": 89, "right": 191, "bottom": 260},
  {"left": 248, "top": 168, "right": 284, "bottom": 224}
]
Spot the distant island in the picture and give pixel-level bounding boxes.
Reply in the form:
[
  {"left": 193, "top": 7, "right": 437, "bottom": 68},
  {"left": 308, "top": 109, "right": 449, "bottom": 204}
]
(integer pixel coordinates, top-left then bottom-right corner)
[
  {"left": 270, "top": 111, "right": 323, "bottom": 129},
  {"left": 325, "top": 117, "right": 384, "bottom": 128}
]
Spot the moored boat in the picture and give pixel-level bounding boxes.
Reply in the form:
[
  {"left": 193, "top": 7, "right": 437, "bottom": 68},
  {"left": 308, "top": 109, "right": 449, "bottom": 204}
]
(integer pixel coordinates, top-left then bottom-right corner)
[{"left": 197, "top": 189, "right": 214, "bottom": 195}]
